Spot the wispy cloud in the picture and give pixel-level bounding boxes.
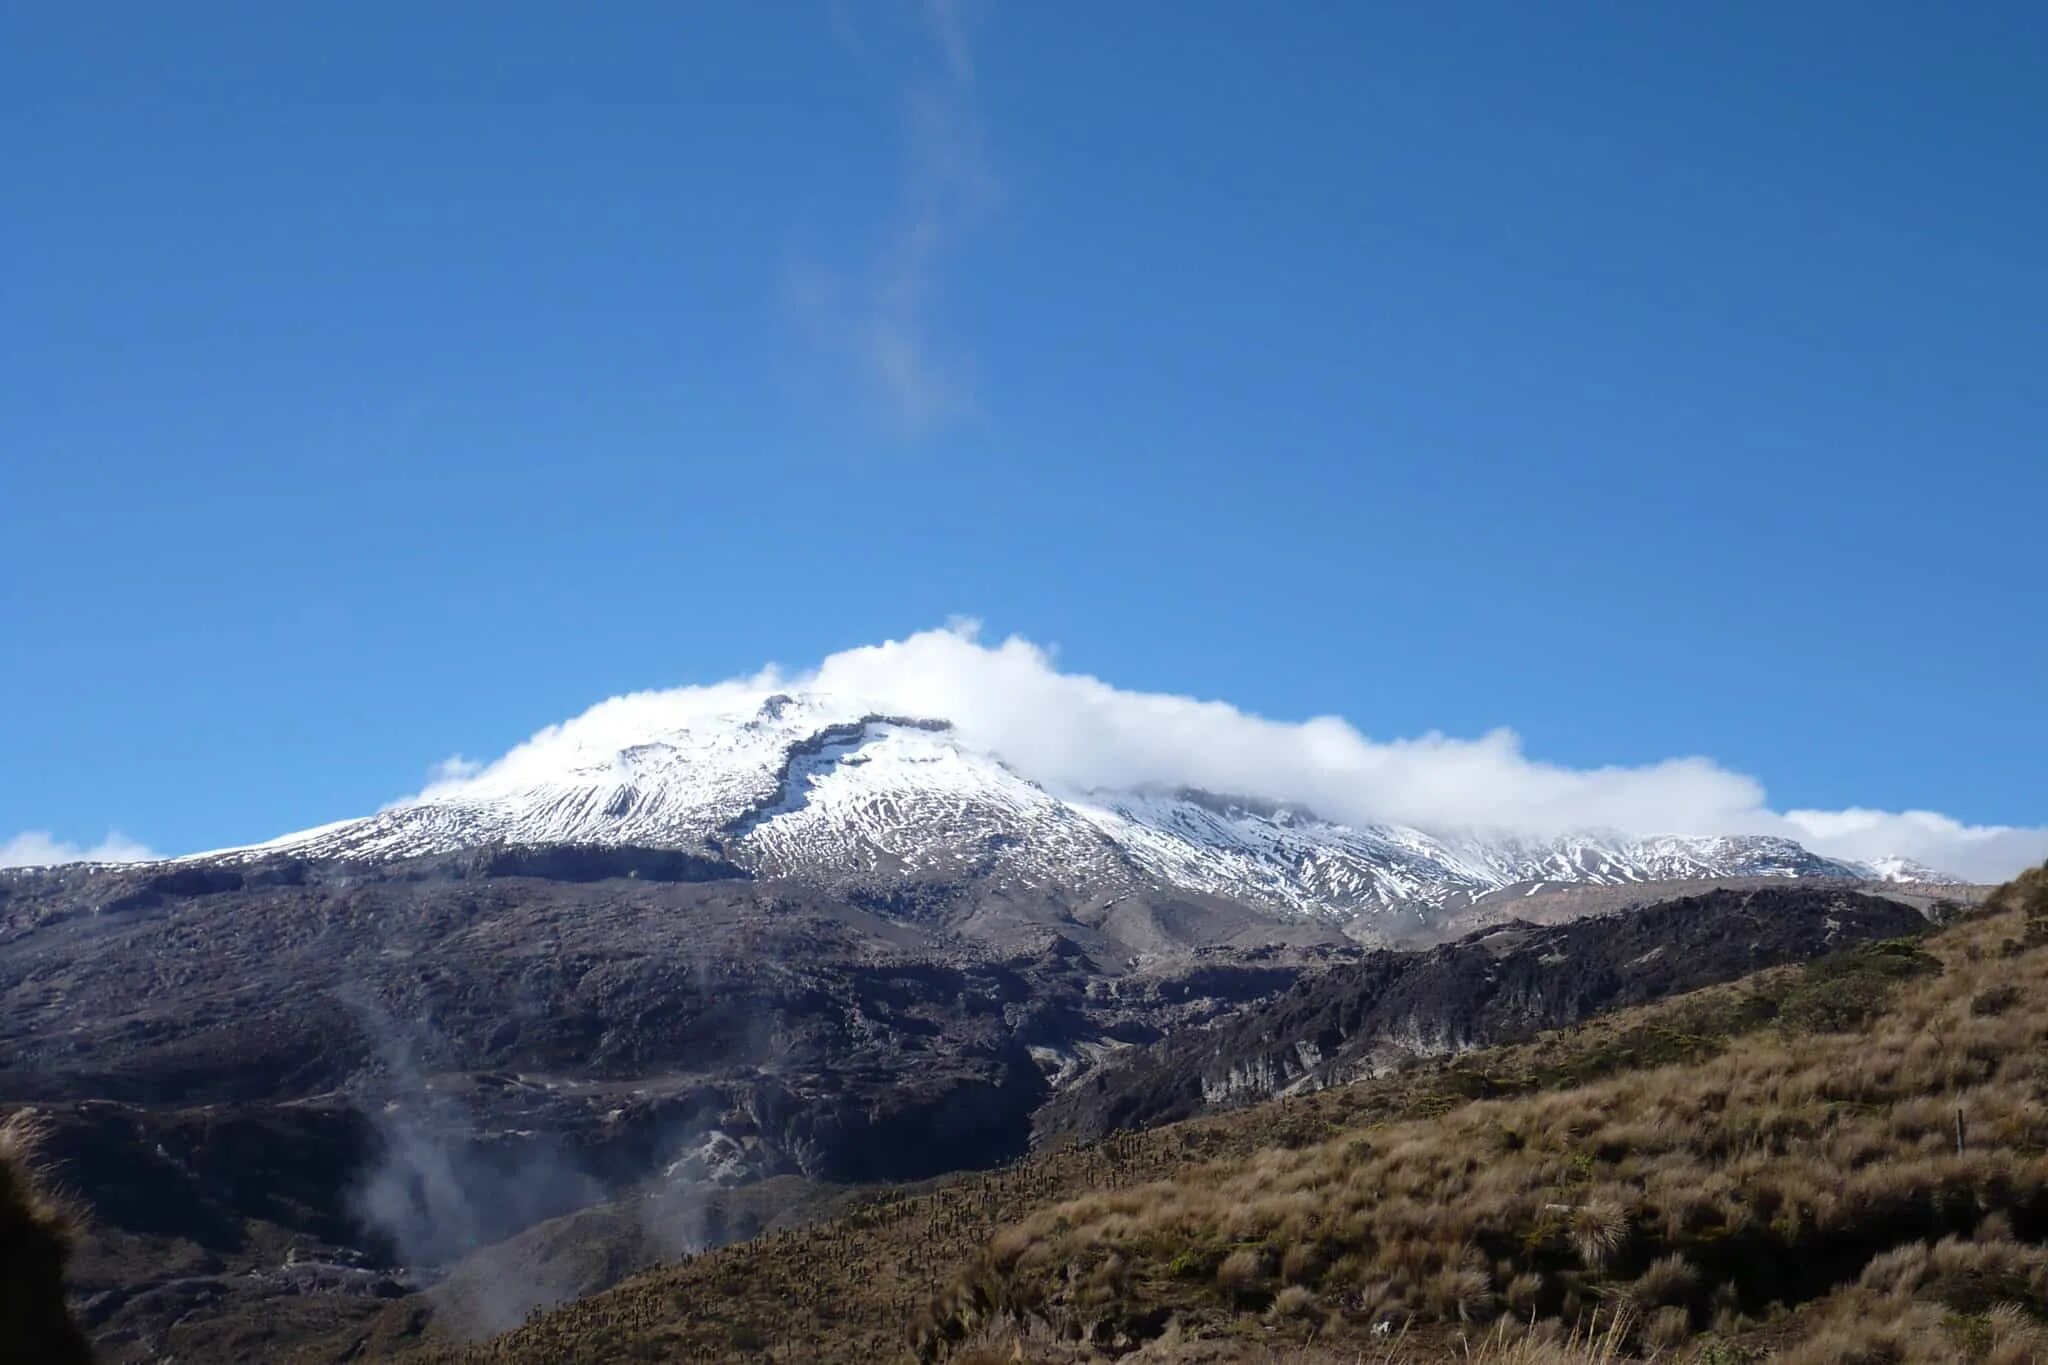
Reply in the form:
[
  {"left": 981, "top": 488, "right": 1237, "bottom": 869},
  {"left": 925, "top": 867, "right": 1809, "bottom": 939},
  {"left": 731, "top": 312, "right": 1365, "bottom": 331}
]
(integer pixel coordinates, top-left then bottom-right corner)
[
  {"left": 0, "top": 829, "right": 156, "bottom": 868},
  {"left": 790, "top": 0, "right": 998, "bottom": 433},
  {"left": 923, "top": 0, "right": 974, "bottom": 85},
  {"left": 428, "top": 754, "right": 483, "bottom": 784},
  {"left": 415, "top": 623, "right": 2048, "bottom": 884}
]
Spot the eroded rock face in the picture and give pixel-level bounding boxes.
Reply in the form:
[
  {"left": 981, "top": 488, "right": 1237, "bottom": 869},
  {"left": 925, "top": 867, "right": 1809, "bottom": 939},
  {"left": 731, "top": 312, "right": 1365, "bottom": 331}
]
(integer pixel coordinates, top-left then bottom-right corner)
[{"left": 1033, "top": 886, "right": 1929, "bottom": 1145}]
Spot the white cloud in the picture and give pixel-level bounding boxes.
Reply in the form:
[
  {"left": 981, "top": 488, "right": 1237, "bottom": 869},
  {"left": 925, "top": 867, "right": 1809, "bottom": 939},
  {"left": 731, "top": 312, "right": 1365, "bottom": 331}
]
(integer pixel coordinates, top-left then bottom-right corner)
[
  {"left": 1776, "top": 809, "right": 2045, "bottom": 885},
  {"left": 790, "top": 0, "right": 997, "bottom": 432},
  {"left": 426, "top": 623, "right": 2048, "bottom": 883},
  {"left": 0, "top": 829, "right": 157, "bottom": 868},
  {"left": 428, "top": 755, "right": 483, "bottom": 784}
]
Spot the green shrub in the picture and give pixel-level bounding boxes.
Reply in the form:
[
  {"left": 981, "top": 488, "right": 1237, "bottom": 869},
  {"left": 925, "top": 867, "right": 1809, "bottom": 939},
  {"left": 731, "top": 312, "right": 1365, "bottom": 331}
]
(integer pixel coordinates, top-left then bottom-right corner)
[{"left": 1775, "top": 938, "right": 1941, "bottom": 1034}]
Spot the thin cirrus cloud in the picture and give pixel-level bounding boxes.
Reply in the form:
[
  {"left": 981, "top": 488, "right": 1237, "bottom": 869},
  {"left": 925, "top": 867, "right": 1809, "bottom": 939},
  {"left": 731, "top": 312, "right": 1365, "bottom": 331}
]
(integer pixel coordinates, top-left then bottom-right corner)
[
  {"left": 415, "top": 623, "right": 2048, "bottom": 884},
  {"left": 787, "top": 0, "right": 998, "bottom": 433},
  {"left": 0, "top": 829, "right": 157, "bottom": 869}
]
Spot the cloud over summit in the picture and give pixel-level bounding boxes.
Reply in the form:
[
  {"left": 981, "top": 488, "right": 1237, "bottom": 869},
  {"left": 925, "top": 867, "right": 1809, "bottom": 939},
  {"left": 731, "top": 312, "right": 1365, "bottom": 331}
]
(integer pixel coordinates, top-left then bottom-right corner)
[{"left": 429, "top": 624, "right": 2046, "bottom": 883}]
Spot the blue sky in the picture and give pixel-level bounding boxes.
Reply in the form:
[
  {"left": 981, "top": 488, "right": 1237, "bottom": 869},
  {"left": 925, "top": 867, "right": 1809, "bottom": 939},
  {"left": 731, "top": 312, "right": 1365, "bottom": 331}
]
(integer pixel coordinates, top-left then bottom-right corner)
[{"left": 3, "top": 3, "right": 2043, "bottom": 869}]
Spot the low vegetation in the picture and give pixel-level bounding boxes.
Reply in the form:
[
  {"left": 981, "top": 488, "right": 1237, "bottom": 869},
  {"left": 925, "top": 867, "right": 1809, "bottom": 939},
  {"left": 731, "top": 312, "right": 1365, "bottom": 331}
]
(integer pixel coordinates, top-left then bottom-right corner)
[
  {"left": 926, "top": 887, "right": 2048, "bottom": 1361},
  {"left": 0, "top": 1110, "right": 94, "bottom": 1364},
  {"left": 461, "top": 870, "right": 2048, "bottom": 1363}
]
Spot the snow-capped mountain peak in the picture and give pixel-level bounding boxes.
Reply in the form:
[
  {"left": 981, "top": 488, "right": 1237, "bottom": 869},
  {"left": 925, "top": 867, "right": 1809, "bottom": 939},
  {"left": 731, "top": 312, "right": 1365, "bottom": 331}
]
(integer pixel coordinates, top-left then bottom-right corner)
[{"left": 227, "top": 688, "right": 1961, "bottom": 921}]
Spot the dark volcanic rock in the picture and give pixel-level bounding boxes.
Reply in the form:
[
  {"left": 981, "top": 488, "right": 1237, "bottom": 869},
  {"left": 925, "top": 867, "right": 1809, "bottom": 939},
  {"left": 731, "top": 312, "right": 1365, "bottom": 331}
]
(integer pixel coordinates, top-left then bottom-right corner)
[
  {"left": 1034, "top": 886, "right": 1928, "bottom": 1145},
  {"left": 27, "top": 1101, "right": 372, "bottom": 1250},
  {"left": 472, "top": 844, "right": 743, "bottom": 883}
]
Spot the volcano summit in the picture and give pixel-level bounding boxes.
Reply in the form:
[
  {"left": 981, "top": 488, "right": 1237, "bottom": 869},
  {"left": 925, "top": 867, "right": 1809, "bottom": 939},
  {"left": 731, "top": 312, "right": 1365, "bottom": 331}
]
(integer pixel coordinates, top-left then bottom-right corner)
[{"left": 220, "top": 689, "right": 1953, "bottom": 936}]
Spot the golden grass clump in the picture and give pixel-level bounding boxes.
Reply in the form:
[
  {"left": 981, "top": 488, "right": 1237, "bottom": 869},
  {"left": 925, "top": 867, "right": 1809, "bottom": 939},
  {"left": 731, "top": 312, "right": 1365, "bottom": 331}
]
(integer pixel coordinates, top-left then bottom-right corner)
[{"left": 0, "top": 1110, "right": 94, "bottom": 1365}]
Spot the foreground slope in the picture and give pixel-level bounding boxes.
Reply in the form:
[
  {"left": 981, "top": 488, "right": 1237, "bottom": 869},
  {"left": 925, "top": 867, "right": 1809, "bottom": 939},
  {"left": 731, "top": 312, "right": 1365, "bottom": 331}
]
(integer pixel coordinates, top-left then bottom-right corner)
[{"left": 465, "top": 863, "right": 2048, "bottom": 1363}]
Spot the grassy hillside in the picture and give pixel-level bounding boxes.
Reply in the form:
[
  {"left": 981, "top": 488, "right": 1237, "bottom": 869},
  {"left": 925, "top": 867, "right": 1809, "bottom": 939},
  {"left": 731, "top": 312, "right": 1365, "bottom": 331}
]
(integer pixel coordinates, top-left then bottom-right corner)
[
  {"left": 455, "top": 862, "right": 2048, "bottom": 1363},
  {"left": 445, "top": 972, "right": 1804, "bottom": 1364},
  {"left": 929, "top": 873, "right": 2048, "bottom": 1363}
]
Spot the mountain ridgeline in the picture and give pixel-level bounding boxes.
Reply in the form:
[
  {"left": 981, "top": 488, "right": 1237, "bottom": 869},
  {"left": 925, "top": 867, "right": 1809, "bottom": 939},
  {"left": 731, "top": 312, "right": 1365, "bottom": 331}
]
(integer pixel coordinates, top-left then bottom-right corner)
[{"left": 222, "top": 691, "right": 1955, "bottom": 934}]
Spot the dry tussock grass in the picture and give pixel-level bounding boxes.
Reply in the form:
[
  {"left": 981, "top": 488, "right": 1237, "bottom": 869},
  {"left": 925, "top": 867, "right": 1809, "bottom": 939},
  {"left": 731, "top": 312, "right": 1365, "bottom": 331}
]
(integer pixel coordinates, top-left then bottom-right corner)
[
  {"left": 0, "top": 1108, "right": 94, "bottom": 1364},
  {"left": 946, "top": 1303, "right": 1650, "bottom": 1364},
  {"left": 928, "top": 876, "right": 2048, "bottom": 1361}
]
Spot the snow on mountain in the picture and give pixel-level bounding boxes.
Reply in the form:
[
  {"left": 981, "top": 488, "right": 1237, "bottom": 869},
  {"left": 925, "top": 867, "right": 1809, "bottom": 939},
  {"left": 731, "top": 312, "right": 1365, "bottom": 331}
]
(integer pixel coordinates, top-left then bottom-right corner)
[
  {"left": 1860, "top": 855, "right": 1966, "bottom": 885},
  {"left": 226, "top": 691, "right": 1959, "bottom": 920}
]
